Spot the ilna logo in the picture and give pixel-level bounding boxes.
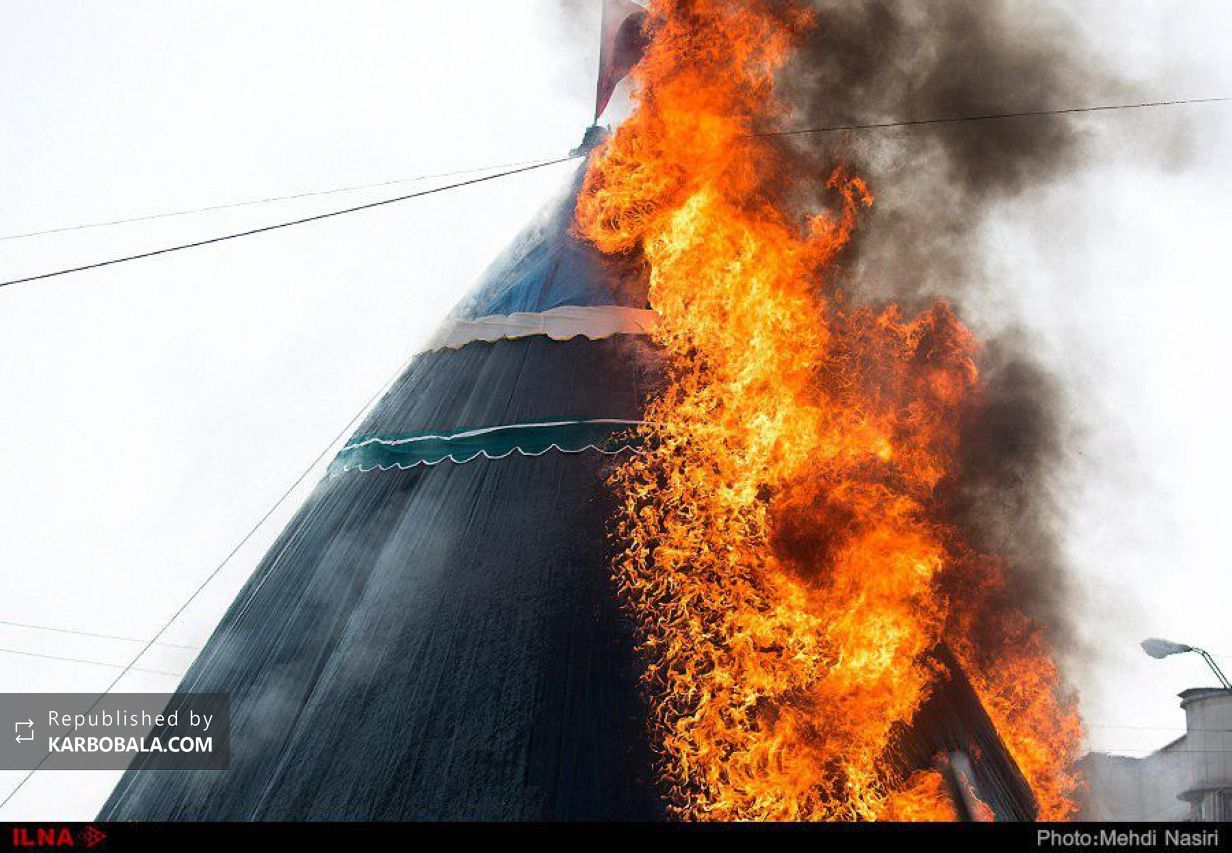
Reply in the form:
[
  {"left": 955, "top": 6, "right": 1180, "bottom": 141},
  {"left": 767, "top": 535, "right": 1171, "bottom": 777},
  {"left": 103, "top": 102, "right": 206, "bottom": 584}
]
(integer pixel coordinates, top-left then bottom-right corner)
[{"left": 9, "top": 826, "right": 106, "bottom": 849}]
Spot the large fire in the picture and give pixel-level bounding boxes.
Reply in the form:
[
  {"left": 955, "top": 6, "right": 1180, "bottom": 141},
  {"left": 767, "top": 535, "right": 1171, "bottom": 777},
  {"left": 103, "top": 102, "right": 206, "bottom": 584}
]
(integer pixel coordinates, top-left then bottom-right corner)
[{"left": 575, "top": 0, "right": 1082, "bottom": 821}]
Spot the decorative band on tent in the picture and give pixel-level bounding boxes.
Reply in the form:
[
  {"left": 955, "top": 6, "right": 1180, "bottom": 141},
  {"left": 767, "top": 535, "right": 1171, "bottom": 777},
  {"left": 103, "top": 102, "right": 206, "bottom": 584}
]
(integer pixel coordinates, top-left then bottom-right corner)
[
  {"left": 423, "top": 305, "right": 658, "bottom": 352},
  {"left": 331, "top": 419, "right": 647, "bottom": 472}
]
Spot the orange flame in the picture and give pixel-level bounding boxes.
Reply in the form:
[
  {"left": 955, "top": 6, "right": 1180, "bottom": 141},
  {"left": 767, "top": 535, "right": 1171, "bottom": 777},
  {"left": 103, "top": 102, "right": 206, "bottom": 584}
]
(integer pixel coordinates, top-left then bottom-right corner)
[
  {"left": 576, "top": 0, "right": 1081, "bottom": 820},
  {"left": 885, "top": 772, "right": 959, "bottom": 822}
]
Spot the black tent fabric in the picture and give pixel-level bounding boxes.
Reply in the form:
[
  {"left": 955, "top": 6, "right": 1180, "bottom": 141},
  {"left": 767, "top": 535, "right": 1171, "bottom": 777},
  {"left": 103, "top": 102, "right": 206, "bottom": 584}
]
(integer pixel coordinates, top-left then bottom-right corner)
[
  {"left": 890, "top": 645, "right": 1039, "bottom": 821},
  {"left": 100, "top": 168, "right": 665, "bottom": 820},
  {"left": 101, "top": 451, "right": 661, "bottom": 819}
]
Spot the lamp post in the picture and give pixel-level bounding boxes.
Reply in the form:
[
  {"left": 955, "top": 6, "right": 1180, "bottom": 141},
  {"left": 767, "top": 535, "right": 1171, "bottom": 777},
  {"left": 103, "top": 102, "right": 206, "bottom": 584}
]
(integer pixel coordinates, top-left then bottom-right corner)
[{"left": 1141, "top": 637, "right": 1232, "bottom": 690}]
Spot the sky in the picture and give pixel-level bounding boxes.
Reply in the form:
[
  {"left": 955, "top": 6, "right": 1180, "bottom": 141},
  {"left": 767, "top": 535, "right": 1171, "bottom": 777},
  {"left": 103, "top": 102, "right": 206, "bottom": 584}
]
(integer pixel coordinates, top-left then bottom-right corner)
[{"left": 0, "top": 0, "right": 1229, "bottom": 820}]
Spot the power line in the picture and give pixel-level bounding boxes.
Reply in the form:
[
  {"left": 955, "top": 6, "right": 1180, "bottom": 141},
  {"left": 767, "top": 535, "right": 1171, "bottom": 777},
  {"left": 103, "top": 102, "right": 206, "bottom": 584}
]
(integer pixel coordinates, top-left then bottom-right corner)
[
  {"left": 1096, "top": 748, "right": 1232, "bottom": 755},
  {"left": 0, "top": 618, "right": 197, "bottom": 650},
  {"left": 1089, "top": 723, "right": 1232, "bottom": 733},
  {"left": 0, "top": 345, "right": 416, "bottom": 813},
  {"left": 0, "top": 646, "right": 183, "bottom": 679},
  {"left": 0, "top": 154, "right": 582, "bottom": 291},
  {"left": 751, "top": 96, "right": 1231, "bottom": 138},
  {"left": 4, "top": 97, "right": 1223, "bottom": 292},
  {"left": 0, "top": 155, "right": 560, "bottom": 243}
]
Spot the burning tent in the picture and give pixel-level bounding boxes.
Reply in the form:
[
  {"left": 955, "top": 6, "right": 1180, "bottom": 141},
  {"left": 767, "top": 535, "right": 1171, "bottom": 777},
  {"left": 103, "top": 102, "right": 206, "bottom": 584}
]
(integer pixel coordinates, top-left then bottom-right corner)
[
  {"left": 99, "top": 161, "right": 1044, "bottom": 823},
  {"left": 103, "top": 0, "right": 1082, "bottom": 822}
]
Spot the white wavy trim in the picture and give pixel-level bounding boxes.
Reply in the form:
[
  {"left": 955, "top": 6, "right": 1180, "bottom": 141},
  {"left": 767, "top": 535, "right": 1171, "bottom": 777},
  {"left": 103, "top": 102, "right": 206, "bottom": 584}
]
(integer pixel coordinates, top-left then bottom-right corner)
[
  {"left": 334, "top": 441, "right": 641, "bottom": 473},
  {"left": 422, "top": 305, "right": 658, "bottom": 353},
  {"left": 342, "top": 418, "right": 645, "bottom": 452}
]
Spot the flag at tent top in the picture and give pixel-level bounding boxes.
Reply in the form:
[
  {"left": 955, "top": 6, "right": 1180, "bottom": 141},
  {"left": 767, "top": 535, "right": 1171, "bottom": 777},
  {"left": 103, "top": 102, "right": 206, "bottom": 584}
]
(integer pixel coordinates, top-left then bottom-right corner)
[{"left": 595, "top": 0, "right": 648, "bottom": 121}]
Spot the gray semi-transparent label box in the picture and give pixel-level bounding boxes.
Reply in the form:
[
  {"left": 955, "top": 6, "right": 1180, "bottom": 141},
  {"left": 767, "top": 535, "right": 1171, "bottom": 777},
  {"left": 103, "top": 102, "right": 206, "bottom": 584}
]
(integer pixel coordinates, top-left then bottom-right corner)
[{"left": 0, "top": 693, "right": 229, "bottom": 771}]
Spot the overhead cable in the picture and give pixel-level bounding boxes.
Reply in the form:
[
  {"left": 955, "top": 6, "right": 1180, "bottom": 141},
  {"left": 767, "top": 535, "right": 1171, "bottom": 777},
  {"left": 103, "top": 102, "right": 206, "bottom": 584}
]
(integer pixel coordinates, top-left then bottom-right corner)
[
  {"left": 750, "top": 96, "right": 1230, "bottom": 138},
  {"left": 0, "top": 155, "right": 561, "bottom": 243},
  {"left": 0, "top": 155, "right": 581, "bottom": 291}
]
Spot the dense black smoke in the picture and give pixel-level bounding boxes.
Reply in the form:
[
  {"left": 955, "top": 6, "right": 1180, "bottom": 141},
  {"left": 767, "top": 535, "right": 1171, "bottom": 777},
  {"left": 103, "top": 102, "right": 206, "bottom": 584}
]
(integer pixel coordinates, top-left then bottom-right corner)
[
  {"left": 779, "top": 0, "right": 1132, "bottom": 303},
  {"left": 776, "top": 0, "right": 1132, "bottom": 657},
  {"left": 938, "top": 341, "right": 1081, "bottom": 658}
]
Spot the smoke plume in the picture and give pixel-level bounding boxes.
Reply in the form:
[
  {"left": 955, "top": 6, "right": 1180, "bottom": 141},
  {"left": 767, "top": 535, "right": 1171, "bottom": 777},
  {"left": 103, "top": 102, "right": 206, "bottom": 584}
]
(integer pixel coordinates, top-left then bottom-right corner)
[
  {"left": 779, "top": 0, "right": 1133, "bottom": 302},
  {"left": 772, "top": 0, "right": 1140, "bottom": 658}
]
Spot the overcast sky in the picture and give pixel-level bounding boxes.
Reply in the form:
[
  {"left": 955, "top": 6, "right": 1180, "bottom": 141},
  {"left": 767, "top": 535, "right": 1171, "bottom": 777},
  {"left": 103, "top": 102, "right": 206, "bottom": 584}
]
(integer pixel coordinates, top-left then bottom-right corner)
[{"left": 0, "top": 1, "right": 1229, "bottom": 820}]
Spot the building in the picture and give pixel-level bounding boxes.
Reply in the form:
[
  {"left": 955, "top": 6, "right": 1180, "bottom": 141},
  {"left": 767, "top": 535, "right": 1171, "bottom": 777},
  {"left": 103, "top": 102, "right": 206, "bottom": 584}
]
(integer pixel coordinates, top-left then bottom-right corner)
[{"left": 1080, "top": 687, "right": 1232, "bottom": 821}]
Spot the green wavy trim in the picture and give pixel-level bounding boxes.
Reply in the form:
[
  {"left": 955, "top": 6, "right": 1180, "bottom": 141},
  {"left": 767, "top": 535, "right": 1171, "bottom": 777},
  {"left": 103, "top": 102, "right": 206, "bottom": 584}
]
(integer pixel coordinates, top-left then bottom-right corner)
[{"left": 331, "top": 419, "right": 646, "bottom": 472}]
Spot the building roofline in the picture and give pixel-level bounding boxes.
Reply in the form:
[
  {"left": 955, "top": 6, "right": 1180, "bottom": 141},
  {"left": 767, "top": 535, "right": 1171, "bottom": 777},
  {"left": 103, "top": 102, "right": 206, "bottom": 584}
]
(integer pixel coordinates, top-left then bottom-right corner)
[{"left": 1179, "top": 687, "right": 1232, "bottom": 709}]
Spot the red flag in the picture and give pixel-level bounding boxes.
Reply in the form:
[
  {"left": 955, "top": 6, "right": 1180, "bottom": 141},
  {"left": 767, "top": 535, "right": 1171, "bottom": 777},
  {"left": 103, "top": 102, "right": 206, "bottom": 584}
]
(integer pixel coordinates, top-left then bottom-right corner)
[{"left": 594, "top": 0, "right": 648, "bottom": 121}]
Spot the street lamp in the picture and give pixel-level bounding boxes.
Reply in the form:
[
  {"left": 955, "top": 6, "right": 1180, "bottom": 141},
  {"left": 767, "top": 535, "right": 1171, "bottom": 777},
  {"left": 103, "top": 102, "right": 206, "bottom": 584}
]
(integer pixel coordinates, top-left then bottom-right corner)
[{"left": 1141, "top": 637, "right": 1232, "bottom": 690}]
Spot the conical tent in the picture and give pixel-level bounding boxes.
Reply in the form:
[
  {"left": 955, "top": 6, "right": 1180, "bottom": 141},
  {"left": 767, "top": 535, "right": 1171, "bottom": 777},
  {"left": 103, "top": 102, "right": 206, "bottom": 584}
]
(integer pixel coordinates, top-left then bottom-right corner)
[
  {"left": 100, "top": 165, "right": 665, "bottom": 820},
  {"left": 101, "top": 163, "right": 1040, "bottom": 822}
]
